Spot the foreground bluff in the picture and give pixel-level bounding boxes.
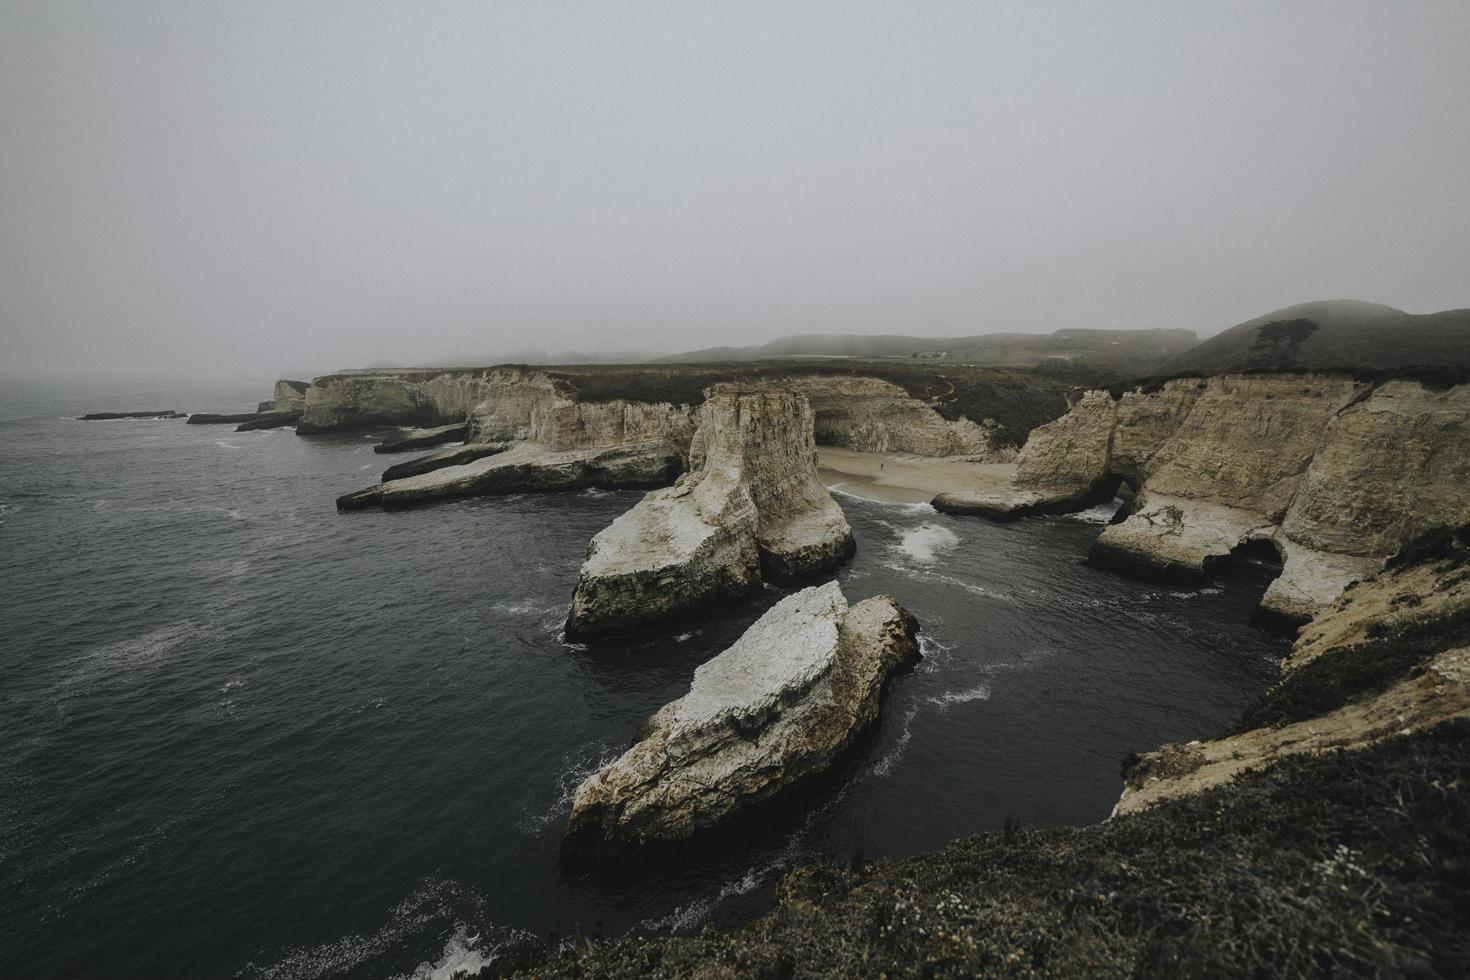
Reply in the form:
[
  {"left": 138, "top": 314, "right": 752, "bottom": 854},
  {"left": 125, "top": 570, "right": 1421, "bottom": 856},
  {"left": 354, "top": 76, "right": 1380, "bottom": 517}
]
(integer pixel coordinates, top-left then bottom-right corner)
[
  {"left": 565, "top": 385, "right": 855, "bottom": 638},
  {"left": 937, "top": 374, "right": 1470, "bottom": 624},
  {"left": 564, "top": 582, "right": 919, "bottom": 855}
]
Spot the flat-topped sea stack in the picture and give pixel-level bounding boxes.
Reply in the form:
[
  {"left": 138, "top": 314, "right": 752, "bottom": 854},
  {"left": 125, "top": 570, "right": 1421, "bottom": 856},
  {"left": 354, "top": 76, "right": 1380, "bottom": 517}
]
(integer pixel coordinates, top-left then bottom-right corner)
[
  {"left": 80, "top": 410, "right": 184, "bottom": 420},
  {"left": 564, "top": 385, "right": 855, "bottom": 638},
  {"left": 563, "top": 583, "right": 919, "bottom": 858},
  {"left": 937, "top": 373, "right": 1470, "bottom": 627}
]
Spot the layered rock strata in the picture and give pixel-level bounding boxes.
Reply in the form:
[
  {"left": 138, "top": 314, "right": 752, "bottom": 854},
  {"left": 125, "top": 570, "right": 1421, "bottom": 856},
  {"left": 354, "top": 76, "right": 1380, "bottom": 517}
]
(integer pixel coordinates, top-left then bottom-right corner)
[
  {"left": 565, "top": 386, "right": 855, "bottom": 638},
  {"left": 564, "top": 583, "right": 919, "bottom": 855},
  {"left": 373, "top": 422, "right": 468, "bottom": 454},
  {"left": 937, "top": 374, "right": 1470, "bottom": 623},
  {"left": 336, "top": 441, "right": 680, "bottom": 510}
]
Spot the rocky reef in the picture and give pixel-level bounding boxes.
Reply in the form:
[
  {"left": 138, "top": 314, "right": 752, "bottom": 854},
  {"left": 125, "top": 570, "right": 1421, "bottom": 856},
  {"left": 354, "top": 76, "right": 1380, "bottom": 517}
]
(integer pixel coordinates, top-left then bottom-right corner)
[
  {"left": 564, "top": 385, "right": 855, "bottom": 638},
  {"left": 563, "top": 583, "right": 919, "bottom": 857},
  {"left": 937, "top": 373, "right": 1470, "bottom": 625}
]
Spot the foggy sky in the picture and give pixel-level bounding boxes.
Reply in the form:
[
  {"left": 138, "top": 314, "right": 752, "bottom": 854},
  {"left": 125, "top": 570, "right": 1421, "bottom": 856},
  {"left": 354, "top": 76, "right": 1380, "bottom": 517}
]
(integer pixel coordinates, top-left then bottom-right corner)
[{"left": 2, "top": 1, "right": 1467, "bottom": 377}]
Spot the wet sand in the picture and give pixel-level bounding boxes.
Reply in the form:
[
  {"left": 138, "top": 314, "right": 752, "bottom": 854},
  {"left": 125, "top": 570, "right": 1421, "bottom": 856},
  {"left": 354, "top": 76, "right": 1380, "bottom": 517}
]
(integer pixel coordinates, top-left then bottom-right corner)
[{"left": 817, "top": 447, "right": 1015, "bottom": 505}]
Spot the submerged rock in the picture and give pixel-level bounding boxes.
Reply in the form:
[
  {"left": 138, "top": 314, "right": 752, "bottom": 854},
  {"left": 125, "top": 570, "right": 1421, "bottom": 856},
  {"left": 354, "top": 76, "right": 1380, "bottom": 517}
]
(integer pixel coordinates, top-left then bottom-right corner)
[
  {"left": 187, "top": 412, "right": 259, "bottom": 425},
  {"left": 80, "top": 410, "right": 183, "bottom": 420},
  {"left": 378, "top": 442, "right": 510, "bottom": 482},
  {"left": 563, "top": 583, "right": 919, "bottom": 856},
  {"left": 565, "top": 385, "right": 855, "bottom": 638},
  {"left": 336, "top": 441, "right": 680, "bottom": 510},
  {"left": 235, "top": 411, "right": 302, "bottom": 431},
  {"left": 373, "top": 422, "right": 468, "bottom": 454}
]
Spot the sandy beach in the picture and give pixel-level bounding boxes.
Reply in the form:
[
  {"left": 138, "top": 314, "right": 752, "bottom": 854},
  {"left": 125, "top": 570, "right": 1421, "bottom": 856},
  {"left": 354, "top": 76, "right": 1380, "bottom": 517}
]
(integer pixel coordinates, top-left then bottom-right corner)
[{"left": 816, "top": 446, "right": 1015, "bottom": 505}]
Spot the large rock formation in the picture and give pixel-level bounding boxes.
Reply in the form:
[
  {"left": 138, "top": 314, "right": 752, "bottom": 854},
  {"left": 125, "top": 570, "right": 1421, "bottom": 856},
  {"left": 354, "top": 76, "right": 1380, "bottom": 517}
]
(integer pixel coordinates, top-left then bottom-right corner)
[
  {"left": 937, "top": 373, "right": 1470, "bottom": 625},
  {"left": 564, "top": 583, "right": 919, "bottom": 856},
  {"left": 565, "top": 386, "right": 855, "bottom": 638},
  {"left": 773, "top": 375, "right": 1013, "bottom": 460}
]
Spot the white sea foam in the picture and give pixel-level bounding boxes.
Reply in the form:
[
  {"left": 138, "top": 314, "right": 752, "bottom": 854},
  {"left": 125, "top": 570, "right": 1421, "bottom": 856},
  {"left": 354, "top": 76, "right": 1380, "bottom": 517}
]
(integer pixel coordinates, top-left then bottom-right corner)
[
  {"left": 868, "top": 702, "right": 919, "bottom": 777},
  {"left": 518, "top": 741, "right": 623, "bottom": 834},
  {"left": 1066, "top": 498, "right": 1124, "bottom": 524},
  {"left": 62, "top": 622, "right": 202, "bottom": 690},
  {"left": 247, "top": 878, "right": 486, "bottom": 980},
  {"left": 826, "top": 485, "right": 937, "bottom": 515},
  {"left": 927, "top": 685, "right": 991, "bottom": 708},
  {"left": 214, "top": 441, "right": 242, "bottom": 450},
  {"left": 892, "top": 523, "right": 959, "bottom": 565}
]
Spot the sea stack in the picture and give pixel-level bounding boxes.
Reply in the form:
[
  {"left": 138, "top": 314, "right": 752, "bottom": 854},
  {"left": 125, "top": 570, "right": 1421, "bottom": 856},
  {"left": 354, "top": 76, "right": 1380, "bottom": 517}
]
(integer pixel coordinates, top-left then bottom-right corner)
[
  {"left": 564, "top": 384, "right": 855, "bottom": 639},
  {"left": 563, "top": 582, "right": 919, "bottom": 858}
]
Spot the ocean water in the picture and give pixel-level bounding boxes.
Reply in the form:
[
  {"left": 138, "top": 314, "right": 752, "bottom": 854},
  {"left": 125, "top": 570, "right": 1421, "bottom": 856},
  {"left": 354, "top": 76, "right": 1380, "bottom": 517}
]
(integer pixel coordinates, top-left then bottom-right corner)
[{"left": 0, "top": 376, "right": 1288, "bottom": 978}]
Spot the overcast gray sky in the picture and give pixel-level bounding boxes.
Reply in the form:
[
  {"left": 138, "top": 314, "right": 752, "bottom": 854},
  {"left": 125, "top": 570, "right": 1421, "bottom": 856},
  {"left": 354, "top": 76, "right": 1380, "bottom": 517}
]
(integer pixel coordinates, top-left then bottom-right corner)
[{"left": 2, "top": 1, "right": 1466, "bottom": 376}]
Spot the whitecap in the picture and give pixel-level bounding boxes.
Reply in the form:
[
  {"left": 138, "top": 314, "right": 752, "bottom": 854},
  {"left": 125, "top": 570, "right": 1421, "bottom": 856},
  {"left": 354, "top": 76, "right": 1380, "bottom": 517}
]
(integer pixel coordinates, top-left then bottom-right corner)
[
  {"left": 518, "top": 741, "right": 623, "bottom": 834},
  {"left": 1065, "top": 498, "right": 1124, "bottom": 524},
  {"left": 62, "top": 622, "right": 202, "bottom": 690},
  {"left": 891, "top": 523, "right": 959, "bottom": 565},
  {"left": 868, "top": 703, "right": 919, "bottom": 777},
  {"left": 926, "top": 685, "right": 991, "bottom": 708},
  {"left": 215, "top": 441, "right": 243, "bottom": 450}
]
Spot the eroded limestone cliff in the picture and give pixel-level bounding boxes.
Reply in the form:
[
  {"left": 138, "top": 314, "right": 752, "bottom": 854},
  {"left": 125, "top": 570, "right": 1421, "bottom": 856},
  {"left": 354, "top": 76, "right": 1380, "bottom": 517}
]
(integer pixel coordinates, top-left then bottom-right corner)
[
  {"left": 563, "top": 582, "right": 918, "bottom": 855},
  {"left": 774, "top": 375, "right": 1013, "bottom": 460},
  {"left": 565, "top": 385, "right": 855, "bottom": 638},
  {"left": 937, "top": 373, "right": 1470, "bottom": 624}
]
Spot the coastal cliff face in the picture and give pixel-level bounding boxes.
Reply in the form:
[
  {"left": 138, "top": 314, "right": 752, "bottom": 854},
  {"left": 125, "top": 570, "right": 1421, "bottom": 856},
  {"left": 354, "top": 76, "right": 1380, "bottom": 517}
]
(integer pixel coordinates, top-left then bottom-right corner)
[
  {"left": 565, "top": 386, "right": 855, "bottom": 638},
  {"left": 939, "top": 373, "right": 1470, "bottom": 623},
  {"left": 564, "top": 583, "right": 918, "bottom": 855},
  {"left": 298, "top": 368, "right": 695, "bottom": 452},
  {"left": 775, "top": 375, "right": 1013, "bottom": 460},
  {"left": 295, "top": 367, "right": 1022, "bottom": 461}
]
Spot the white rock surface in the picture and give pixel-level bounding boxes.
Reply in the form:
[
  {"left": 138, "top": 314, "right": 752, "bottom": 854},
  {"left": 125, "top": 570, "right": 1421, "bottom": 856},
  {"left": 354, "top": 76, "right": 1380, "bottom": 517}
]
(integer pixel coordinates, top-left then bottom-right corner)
[{"left": 564, "top": 583, "right": 919, "bottom": 854}]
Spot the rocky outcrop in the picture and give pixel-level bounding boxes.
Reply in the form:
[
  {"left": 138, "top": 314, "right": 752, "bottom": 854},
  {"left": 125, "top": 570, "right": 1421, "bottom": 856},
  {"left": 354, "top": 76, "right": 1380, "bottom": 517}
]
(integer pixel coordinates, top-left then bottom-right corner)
[
  {"left": 336, "top": 441, "right": 681, "bottom": 510},
  {"left": 373, "top": 422, "right": 467, "bottom": 454},
  {"left": 933, "top": 389, "right": 1118, "bottom": 517},
  {"left": 378, "top": 442, "right": 509, "bottom": 482},
  {"left": 564, "top": 583, "right": 919, "bottom": 856},
  {"left": 80, "top": 410, "right": 183, "bottom": 420},
  {"left": 938, "top": 373, "right": 1470, "bottom": 624},
  {"left": 272, "top": 379, "right": 309, "bottom": 413},
  {"left": 773, "top": 375, "right": 1013, "bottom": 459},
  {"left": 565, "top": 386, "right": 855, "bottom": 638}
]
